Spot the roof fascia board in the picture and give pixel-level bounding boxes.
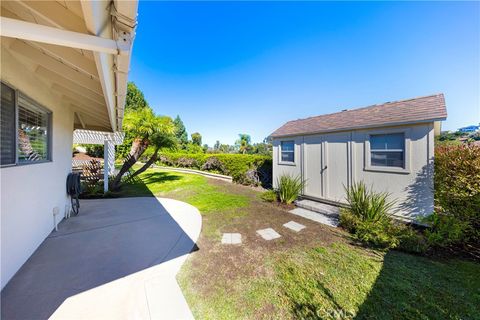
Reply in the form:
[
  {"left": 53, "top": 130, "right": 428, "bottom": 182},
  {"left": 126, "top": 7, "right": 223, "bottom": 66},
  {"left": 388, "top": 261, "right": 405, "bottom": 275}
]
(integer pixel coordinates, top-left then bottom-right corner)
[{"left": 271, "top": 118, "right": 447, "bottom": 139}]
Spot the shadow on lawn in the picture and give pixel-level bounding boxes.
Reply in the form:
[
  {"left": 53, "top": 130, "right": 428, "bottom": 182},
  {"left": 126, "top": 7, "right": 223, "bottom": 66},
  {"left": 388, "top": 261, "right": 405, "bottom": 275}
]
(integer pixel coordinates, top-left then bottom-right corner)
[
  {"left": 118, "top": 171, "right": 183, "bottom": 197},
  {"left": 354, "top": 250, "right": 480, "bottom": 320}
]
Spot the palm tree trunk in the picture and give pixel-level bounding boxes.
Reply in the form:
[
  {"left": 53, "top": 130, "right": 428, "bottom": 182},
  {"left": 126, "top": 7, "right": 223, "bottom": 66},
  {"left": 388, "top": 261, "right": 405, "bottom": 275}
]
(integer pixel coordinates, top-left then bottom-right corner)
[
  {"left": 128, "top": 147, "right": 160, "bottom": 180},
  {"left": 112, "top": 138, "right": 148, "bottom": 190}
]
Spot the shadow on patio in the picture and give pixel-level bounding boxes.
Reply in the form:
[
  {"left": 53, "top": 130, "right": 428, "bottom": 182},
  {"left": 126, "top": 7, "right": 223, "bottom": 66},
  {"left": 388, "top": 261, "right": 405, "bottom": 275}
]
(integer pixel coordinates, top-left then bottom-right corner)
[{"left": 1, "top": 196, "right": 201, "bottom": 320}]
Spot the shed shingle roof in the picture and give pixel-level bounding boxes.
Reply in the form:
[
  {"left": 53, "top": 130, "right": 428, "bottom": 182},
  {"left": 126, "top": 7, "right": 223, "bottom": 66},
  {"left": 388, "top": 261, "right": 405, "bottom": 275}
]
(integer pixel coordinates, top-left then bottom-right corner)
[{"left": 270, "top": 94, "right": 447, "bottom": 137}]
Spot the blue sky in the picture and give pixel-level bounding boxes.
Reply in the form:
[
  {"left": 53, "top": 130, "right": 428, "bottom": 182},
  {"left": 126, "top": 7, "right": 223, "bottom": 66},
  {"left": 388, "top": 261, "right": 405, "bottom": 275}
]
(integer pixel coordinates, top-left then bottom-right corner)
[{"left": 129, "top": 1, "right": 480, "bottom": 146}]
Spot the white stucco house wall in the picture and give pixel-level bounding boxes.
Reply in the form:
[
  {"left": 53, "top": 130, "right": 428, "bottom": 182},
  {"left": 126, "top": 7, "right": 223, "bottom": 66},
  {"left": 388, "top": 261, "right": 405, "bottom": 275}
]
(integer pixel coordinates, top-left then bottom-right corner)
[
  {"left": 270, "top": 94, "right": 447, "bottom": 221},
  {"left": 0, "top": 0, "right": 138, "bottom": 289}
]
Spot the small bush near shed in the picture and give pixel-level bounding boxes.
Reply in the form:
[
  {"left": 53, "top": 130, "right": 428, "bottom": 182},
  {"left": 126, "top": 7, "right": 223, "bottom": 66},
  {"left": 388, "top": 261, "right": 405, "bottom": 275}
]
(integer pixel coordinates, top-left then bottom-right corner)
[
  {"left": 276, "top": 174, "right": 305, "bottom": 204},
  {"left": 340, "top": 181, "right": 428, "bottom": 252},
  {"left": 260, "top": 189, "right": 278, "bottom": 202}
]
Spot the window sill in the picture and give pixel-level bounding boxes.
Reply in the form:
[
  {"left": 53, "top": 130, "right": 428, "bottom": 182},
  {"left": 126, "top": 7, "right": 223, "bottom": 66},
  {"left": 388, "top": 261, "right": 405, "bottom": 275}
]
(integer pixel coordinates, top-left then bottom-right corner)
[
  {"left": 278, "top": 161, "right": 296, "bottom": 166},
  {"left": 1, "top": 160, "right": 53, "bottom": 168},
  {"left": 364, "top": 165, "right": 410, "bottom": 174}
]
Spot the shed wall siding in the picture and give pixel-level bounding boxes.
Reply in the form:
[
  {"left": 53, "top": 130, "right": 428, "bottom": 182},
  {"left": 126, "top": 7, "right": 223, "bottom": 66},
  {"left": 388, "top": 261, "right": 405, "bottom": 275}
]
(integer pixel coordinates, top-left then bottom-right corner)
[
  {"left": 272, "top": 123, "right": 434, "bottom": 220},
  {"left": 1, "top": 49, "right": 74, "bottom": 288}
]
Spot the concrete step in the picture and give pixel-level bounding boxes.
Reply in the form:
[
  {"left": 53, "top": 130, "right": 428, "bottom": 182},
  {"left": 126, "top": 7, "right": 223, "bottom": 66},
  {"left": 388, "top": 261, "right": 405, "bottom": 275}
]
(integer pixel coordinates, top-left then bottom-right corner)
[
  {"left": 289, "top": 208, "right": 339, "bottom": 227},
  {"left": 295, "top": 199, "right": 340, "bottom": 217}
]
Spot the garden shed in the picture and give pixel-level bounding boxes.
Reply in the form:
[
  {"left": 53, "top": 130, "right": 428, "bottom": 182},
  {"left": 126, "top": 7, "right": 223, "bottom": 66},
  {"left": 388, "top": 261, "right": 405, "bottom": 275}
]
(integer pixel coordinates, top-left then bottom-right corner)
[{"left": 270, "top": 94, "right": 447, "bottom": 221}]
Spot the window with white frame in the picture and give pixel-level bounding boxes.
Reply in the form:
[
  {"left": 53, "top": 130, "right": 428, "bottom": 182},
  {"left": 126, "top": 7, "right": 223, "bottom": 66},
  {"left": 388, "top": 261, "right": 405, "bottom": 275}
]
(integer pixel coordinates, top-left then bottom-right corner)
[
  {"left": 1, "top": 82, "right": 52, "bottom": 166},
  {"left": 369, "top": 133, "right": 405, "bottom": 168},
  {"left": 280, "top": 140, "right": 295, "bottom": 163}
]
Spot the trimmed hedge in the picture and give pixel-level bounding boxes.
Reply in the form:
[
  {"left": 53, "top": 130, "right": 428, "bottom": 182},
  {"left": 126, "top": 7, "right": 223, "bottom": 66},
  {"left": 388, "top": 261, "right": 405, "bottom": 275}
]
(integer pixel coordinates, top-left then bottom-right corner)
[
  {"left": 157, "top": 152, "right": 272, "bottom": 187},
  {"left": 429, "top": 144, "right": 480, "bottom": 247}
]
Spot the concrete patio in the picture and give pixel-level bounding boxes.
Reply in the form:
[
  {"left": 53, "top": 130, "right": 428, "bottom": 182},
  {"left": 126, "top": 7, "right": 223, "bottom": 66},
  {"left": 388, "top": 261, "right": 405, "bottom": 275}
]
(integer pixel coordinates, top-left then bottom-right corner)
[{"left": 1, "top": 197, "right": 202, "bottom": 320}]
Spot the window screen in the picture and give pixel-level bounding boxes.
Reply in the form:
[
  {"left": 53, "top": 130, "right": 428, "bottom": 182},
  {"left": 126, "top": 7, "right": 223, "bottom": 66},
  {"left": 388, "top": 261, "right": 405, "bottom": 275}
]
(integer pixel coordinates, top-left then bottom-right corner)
[
  {"left": 17, "top": 95, "right": 51, "bottom": 163},
  {"left": 281, "top": 141, "right": 295, "bottom": 163},
  {"left": 370, "top": 133, "right": 405, "bottom": 168},
  {"left": 1, "top": 83, "right": 16, "bottom": 165}
]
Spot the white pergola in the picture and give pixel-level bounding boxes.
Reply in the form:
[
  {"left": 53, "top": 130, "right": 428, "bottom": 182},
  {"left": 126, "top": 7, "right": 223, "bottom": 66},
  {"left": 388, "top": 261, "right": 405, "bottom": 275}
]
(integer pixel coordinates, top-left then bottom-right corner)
[{"left": 73, "top": 129, "right": 125, "bottom": 192}]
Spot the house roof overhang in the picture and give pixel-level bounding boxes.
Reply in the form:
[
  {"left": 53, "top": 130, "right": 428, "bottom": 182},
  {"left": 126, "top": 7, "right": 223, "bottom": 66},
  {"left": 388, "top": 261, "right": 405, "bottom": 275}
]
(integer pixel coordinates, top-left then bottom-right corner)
[{"left": 0, "top": 0, "right": 138, "bottom": 133}]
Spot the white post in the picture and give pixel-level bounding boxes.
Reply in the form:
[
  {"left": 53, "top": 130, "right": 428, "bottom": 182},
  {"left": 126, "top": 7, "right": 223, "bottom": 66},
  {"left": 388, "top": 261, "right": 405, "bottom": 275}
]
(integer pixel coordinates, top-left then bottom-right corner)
[{"left": 104, "top": 138, "right": 110, "bottom": 193}]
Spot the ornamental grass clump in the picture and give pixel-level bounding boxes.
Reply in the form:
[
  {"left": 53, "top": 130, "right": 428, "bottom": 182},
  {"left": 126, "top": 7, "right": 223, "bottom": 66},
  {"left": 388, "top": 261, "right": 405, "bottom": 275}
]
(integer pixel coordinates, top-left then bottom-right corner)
[
  {"left": 345, "top": 181, "right": 396, "bottom": 224},
  {"left": 340, "top": 181, "right": 402, "bottom": 249},
  {"left": 276, "top": 174, "right": 305, "bottom": 204}
]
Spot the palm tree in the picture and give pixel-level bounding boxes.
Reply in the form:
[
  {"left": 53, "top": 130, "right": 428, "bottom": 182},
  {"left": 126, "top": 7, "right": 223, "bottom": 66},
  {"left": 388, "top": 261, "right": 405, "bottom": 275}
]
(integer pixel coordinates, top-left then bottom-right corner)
[
  {"left": 236, "top": 134, "right": 251, "bottom": 154},
  {"left": 128, "top": 116, "right": 177, "bottom": 179},
  {"left": 112, "top": 108, "right": 163, "bottom": 189}
]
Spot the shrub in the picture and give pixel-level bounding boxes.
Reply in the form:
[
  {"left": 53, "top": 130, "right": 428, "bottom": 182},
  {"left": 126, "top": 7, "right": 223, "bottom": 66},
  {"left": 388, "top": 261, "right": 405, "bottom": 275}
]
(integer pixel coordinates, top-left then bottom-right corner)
[
  {"left": 85, "top": 144, "right": 104, "bottom": 158},
  {"left": 339, "top": 208, "right": 359, "bottom": 232},
  {"left": 157, "top": 152, "right": 272, "bottom": 187},
  {"left": 341, "top": 182, "right": 429, "bottom": 252},
  {"left": 354, "top": 220, "right": 400, "bottom": 249},
  {"left": 276, "top": 174, "right": 305, "bottom": 204},
  {"left": 433, "top": 144, "right": 480, "bottom": 247},
  {"left": 423, "top": 213, "right": 470, "bottom": 247},
  {"left": 201, "top": 157, "right": 226, "bottom": 174},
  {"left": 345, "top": 181, "right": 396, "bottom": 223},
  {"left": 158, "top": 154, "right": 174, "bottom": 166},
  {"left": 176, "top": 157, "right": 199, "bottom": 169},
  {"left": 396, "top": 226, "right": 429, "bottom": 254},
  {"left": 341, "top": 181, "right": 399, "bottom": 249},
  {"left": 261, "top": 189, "right": 278, "bottom": 202}
]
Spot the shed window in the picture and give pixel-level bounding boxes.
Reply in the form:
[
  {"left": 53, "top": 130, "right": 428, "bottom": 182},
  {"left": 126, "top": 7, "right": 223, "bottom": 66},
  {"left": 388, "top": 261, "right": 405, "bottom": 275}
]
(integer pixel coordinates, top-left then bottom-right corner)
[
  {"left": 370, "top": 133, "right": 404, "bottom": 168},
  {"left": 280, "top": 141, "right": 295, "bottom": 163},
  {"left": 0, "top": 82, "right": 52, "bottom": 166}
]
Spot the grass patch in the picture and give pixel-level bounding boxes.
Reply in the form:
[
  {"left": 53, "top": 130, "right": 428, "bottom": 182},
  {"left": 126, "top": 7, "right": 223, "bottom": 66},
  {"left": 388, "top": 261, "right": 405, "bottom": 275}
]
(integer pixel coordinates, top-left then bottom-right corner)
[
  {"left": 181, "top": 242, "right": 480, "bottom": 319},
  {"left": 119, "top": 168, "right": 249, "bottom": 212},
  {"left": 271, "top": 244, "right": 480, "bottom": 319}
]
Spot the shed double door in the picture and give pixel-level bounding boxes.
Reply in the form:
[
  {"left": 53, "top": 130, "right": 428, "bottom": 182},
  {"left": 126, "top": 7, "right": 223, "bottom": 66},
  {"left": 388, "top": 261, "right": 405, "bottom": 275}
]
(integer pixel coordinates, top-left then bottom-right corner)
[{"left": 303, "top": 132, "right": 350, "bottom": 203}]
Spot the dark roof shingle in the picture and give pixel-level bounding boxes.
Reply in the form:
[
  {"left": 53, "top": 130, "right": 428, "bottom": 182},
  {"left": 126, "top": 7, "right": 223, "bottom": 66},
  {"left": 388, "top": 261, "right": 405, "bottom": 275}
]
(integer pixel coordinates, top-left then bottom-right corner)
[{"left": 270, "top": 94, "right": 447, "bottom": 137}]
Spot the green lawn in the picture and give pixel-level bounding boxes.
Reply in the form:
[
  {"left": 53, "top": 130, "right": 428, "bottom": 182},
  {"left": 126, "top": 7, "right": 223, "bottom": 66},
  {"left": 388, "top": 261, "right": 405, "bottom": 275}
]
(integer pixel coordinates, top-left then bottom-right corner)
[{"left": 118, "top": 168, "right": 480, "bottom": 319}]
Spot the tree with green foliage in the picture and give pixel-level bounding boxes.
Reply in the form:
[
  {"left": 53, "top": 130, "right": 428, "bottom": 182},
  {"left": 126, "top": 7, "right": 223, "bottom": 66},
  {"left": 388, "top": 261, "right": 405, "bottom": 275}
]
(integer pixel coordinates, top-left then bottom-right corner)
[
  {"left": 129, "top": 116, "right": 177, "bottom": 179},
  {"left": 214, "top": 140, "right": 221, "bottom": 151},
  {"left": 125, "top": 82, "right": 148, "bottom": 111},
  {"left": 220, "top": 144, "right": 234, "bottom": 153},
  {"left": 173, "top": 115, "right": 188, "bottom": 148},
  {"left": 186, "top": 142, "right": 204, "bottom": 154},
  {"left": 113, "top": 108, "right": 166, "bottom": 189},
  {"left": 235, "top": 134, "right": 252, "bottom": 154},
  {"left": 191, "top": 132, "right": 202, "bottom": 146}
]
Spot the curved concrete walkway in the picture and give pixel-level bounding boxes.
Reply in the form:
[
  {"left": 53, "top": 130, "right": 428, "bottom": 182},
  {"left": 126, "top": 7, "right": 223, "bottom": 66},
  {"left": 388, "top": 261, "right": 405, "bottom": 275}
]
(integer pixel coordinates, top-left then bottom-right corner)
[{"left": 1, "top": 197, "right": 202, "bottom": 320}]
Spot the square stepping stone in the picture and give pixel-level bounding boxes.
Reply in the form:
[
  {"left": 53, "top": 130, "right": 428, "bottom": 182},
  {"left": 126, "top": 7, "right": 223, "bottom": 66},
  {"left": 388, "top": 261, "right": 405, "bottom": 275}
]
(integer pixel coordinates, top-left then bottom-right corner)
[
  {"left": 221, "top": 233, "right": 242, "bottom": 245},
  {"left": 256, "top": 228, "right": 281, "bottom": 240},
  {"left": 283, "top": 221, "right": 306, "bottom": 232}
]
